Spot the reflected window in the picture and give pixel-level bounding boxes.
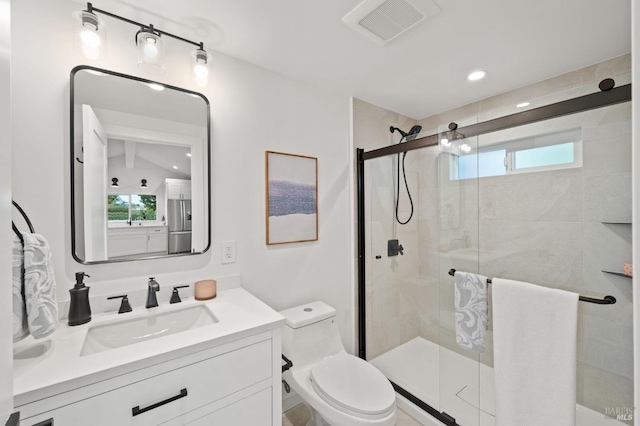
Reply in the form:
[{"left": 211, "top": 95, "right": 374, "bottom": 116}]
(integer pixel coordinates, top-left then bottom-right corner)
[{"left": 107, "top": 195, "right": 156, "bottom": 221}]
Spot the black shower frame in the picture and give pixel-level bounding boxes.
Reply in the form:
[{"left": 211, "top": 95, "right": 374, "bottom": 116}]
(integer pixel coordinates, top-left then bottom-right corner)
[{"left": 356, "top": 83, "right": 631, "bottom": 426}]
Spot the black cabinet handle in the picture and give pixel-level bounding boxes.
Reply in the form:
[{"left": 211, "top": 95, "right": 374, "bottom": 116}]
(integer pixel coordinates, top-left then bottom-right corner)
[{"left": 132, "top": 388, "right": 188, "bottom": 417}]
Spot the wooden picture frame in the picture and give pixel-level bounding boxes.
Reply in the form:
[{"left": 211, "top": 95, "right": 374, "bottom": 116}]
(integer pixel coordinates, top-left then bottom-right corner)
[{"left": 265, "top": 151, "right": 318, "bottom": 245}]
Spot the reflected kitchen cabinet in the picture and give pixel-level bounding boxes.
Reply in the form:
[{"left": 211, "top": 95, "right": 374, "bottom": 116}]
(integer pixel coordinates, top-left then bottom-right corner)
[{"left": 166, "top": 178, "right": 192, "bottom": 200}]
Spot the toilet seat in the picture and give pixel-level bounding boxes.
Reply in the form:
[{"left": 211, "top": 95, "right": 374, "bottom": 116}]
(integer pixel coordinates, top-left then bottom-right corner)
[{"left": 310, "top": 353, "right": 396, "bottom": 419}]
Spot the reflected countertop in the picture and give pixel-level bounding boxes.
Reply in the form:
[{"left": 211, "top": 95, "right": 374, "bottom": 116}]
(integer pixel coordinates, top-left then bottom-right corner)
[{"left": 108, "top": 222, "right": 167, "bottom": 229}]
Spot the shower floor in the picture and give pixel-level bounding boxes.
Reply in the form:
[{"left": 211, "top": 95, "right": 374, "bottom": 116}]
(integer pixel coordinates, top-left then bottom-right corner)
[{"left": 371, "top": 337, "right": 626, "bottom": 426}]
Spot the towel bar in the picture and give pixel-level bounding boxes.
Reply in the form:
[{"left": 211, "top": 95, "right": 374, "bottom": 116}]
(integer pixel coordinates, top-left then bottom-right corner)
[
  {"left": 448, "top": 269, "right": 616, "bottom": 305},
  {"left": 12, "top": 200, "right": 35, "bottom": 245}
]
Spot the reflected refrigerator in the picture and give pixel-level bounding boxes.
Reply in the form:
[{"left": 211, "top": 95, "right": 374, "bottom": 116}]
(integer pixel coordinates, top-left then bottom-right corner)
[{"left": 167, "top": 199, "right": 192, "bottom": 254}]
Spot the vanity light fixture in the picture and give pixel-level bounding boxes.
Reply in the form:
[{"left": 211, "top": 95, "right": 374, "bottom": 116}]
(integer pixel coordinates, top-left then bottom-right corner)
[
  {"left": 141, "top": 179, "right": 148, "bottom": 188},
  {"left": 75, "top": 3, "right": 212, "bottom": 84},
  {"left": 111, "top": 177, "right": 119, "bottom": 187}
]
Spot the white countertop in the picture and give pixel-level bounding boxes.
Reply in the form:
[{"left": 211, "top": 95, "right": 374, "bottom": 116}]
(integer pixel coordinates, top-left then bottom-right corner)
[{"left": 13, "top": 288, "right": 284, "bottom": 407}]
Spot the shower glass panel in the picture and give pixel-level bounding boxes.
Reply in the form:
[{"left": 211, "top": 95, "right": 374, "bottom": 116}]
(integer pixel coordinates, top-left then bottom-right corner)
[
  {"left": 467, "top": 102, "right": 634, "bottom": 425},
  {"left": 365, "top": 142, "right": 482, "bottom": 424}
]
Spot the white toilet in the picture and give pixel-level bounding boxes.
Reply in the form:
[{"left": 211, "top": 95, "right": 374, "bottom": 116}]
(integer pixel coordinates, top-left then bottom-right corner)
[{"left": 280, "top": 301, "right": 397, "bottom": 426}]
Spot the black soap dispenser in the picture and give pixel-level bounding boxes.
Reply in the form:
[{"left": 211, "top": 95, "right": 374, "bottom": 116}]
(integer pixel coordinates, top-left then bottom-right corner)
[{"left": 68, "top": 272, "right": 92, "bottom": 326}]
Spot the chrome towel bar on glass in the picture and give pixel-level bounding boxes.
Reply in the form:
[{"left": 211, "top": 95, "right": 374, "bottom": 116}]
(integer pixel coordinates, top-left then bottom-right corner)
[{"left": 448, "top": 269, "right": 616, "bottom": 305}]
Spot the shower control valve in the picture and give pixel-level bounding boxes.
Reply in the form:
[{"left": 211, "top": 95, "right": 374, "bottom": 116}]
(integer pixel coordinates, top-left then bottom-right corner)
[{"left": 388, "top": 239, "right": 404, "bottom": 257}]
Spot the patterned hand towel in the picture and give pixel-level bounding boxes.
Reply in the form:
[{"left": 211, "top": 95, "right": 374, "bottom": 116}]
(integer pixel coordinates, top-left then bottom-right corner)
[
  {"left": 23, "top": 233, "right": 58, "bottom": 339},
  {"left": 454, "top": 271, "right": 488, "bottom": 352},
  {"left": 12, "top": 235, "right": 28, "bottom": 342}
]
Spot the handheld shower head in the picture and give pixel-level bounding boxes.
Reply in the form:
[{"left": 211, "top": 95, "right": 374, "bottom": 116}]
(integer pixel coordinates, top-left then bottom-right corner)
[
  {"left": 389, "top": 125, "right": 422, "bottom": 141},
  {"left": 405, "top": 125, "right": 422, "bottom": 141}
]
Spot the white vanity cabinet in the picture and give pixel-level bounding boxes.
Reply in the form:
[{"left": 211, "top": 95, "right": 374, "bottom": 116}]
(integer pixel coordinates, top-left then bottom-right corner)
[
  {"left": 18, "top": 330, "right": 281, "bottom": 426},
  {"left": 166, "top": 179, "right": 192, "bottom": 200},
  {"left": 108, "top": 226, "right": 168, "bottom": 258}
]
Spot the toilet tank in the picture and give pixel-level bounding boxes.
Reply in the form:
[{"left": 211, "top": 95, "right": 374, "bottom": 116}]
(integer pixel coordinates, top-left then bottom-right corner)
[{"left": 280, "top": 301, "right": 346, "bottom": 370}]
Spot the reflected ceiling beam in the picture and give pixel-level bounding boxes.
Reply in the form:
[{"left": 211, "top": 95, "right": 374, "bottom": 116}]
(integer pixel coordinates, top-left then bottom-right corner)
[{"left": 124, "top": 140, "right": 136, "bottom": 168}]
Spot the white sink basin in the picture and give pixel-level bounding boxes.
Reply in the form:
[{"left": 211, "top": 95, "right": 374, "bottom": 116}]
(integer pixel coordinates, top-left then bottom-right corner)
[{"left": 80, "top": 305, "right": 218, "bottom": 356}]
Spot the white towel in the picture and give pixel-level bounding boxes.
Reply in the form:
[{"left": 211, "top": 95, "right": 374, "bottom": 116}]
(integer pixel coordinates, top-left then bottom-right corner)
[
  {"left": 12, "top": 235, "right": 28, "bottom": 342},
  {"left": 22, "top": 233, "right": 58, "bottom": 339},
  {"left": 492, "top": 278, "right": 578, "bottom": 426},
  {"left": 454, "top": 271, "right": 488, "bottom": 352}
]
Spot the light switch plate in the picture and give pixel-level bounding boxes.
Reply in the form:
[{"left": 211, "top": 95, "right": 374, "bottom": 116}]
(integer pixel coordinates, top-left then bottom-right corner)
[{"left": 222, "top": 240, "right": 236, "bottom": 264}]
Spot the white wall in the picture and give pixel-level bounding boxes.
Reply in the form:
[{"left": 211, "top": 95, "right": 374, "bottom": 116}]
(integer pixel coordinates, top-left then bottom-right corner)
[
  {"left": 0, "top": 0, "right": 13, "bottom": 419},
  {"left": 633, "top": 0, "right": 639, "bottom": 421},
  {"left": 11, "top": 1, "right": 354, "bottom": 352}
]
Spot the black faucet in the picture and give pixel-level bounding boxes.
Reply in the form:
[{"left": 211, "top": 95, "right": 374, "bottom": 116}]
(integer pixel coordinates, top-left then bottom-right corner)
[{"left": 146, "top": 277, "right": 160, "bottom": 308}]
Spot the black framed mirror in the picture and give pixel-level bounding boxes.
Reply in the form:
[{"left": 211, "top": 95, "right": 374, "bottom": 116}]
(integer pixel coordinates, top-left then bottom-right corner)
[{"left": 70, "top": 65, "right": 210, "bottom": 264}]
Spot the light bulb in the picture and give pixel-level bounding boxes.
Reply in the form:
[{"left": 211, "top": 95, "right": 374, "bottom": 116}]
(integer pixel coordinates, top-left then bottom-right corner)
[
  {"left": 194, "top": 63, "right": 209, "bottom": 79},
  {"left": 80, "top": 29, "right": 101, "bottom": 48},
  {"left": 143, "top": 43, "right": 158, "bottom": 59}
]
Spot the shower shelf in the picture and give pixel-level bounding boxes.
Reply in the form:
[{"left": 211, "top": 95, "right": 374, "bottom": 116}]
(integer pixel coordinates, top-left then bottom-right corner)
[{"left": 602, "top": 270, "right": 632, "bottom": 279}]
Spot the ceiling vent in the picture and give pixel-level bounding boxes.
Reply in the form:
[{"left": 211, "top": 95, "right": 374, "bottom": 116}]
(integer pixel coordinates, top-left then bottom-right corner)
[{"left": 343, "top": 0, "right": 441, "bottom": 46}]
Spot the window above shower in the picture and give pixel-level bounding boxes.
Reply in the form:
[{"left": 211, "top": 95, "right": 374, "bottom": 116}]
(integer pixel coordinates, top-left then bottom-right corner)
[{"left": 448, "top": 127, "right": 582, "bottom": 180}]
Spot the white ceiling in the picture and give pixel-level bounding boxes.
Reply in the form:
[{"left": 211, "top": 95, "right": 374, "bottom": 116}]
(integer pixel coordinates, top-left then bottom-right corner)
[
  {"left": 76, "top": 0, "right": 631, "bottom": 119},
  {"left": 108, "top": 139, "right": 192, "bottom": 178}
]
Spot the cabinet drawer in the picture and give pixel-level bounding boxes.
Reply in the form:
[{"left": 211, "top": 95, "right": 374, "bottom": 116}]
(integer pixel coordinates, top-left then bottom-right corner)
[
  {"left": 22, "top": 339, "right": 272, "bottom": 426},
  {"left": 148, "top": 227, "right": 168, "bottom": 234},
  {"left": 183, "top": 387, "right": 271, "bottom": 426}
]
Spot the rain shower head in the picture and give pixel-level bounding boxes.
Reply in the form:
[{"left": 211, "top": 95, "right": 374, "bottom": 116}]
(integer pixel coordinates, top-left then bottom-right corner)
[{"left": 390, "top": 125, "right": 422, "bottom": 141}]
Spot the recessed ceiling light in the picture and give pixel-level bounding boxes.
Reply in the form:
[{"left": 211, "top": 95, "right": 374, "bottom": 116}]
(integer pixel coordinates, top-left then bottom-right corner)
[
  {"left": 173, "top": 166, "right": 178, "bottom": 169},
  {"left": 467, "top": 70, "right": 487, "bottom": 81},
  {"left": 147, "top": 83, "right": 165, "bottom": 91},
  {"left": 516, "top": 102, "right": 530, "bottom": 108}
]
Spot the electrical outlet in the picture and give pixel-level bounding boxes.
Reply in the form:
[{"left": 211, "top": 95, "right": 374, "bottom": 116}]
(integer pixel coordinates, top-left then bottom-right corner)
[{"left": 222, "top": 240, "right": 236, "bottom": 264}]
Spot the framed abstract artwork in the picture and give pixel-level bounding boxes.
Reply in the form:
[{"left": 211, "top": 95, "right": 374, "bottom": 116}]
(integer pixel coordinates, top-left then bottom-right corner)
[{"left": 265, "top": 151, "right": 318, "bottom": 245}]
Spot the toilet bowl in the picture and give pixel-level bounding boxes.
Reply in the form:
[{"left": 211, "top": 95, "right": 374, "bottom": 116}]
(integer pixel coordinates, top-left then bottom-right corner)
[{"left": 280, "top": 301, "right": 396, "bottom": 426}]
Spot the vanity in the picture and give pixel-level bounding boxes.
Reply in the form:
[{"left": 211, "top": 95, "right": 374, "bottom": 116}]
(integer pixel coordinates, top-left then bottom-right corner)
[{"left": 13, "top": 286, "right": 285, "bottom": 425}]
